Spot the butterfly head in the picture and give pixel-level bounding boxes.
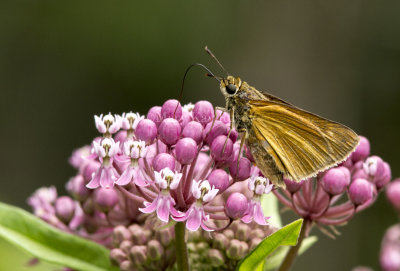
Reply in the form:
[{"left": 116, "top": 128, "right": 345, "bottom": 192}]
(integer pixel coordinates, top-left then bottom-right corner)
[{"left": 220, "top": 76, "right": 242, "bottom": 97}]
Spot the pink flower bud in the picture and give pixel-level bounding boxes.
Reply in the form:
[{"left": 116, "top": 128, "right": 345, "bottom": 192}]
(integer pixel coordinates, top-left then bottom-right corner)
[
  {"left": 135, "top": 119, "right": 157, "bottom": 142},
  {"left": 352, "top": 168, "right": 369, "bottom": 181},
  {"left": 386, "top": 179, "right": 400, "bottom": 211},
  {"left": 69, "top": 146, "right": 90, "bottom": 169},
  {"left": 152, "top": 153, "right": 176, "bottom": 172},
  {"left": 352, "top": 136, "right": 370, "bottom": 162},
  {"left": 55, "top": 196, "right": 75, "bottom": 223},
  {"left": 284, "top": 178, "right": 304, "bottom": 194},
  {"left": 208, "top": 169, "right": 230, "bottom": 192},
  {"left": 211, "top": 135, "right": 233, "bottom": 162},
  {"left": 380, "top": 244, "right": 400, "bottom": 271},
  {"left": 180, "top": 111, "right": 193, "bottom": 128},
  {"left": 81, "top": 160, "right": 101, "bottom": 182},
  {"left": 147, "top": 106, "right": 162, "bottom": 127},
  {"left": 203, "top": 120, "right": 228, "bottom": 146},
  {"left": 161, "top": 99, "right": 182, "bottom": 120},
  {"left": 216, "top": 109, "right": 230, "bottom": 125},
  {"left": 225, "top": 192, "right": 248, "bottom": 219},
  {"left": 349, "top": 178, "right": 373, "bottom": 205},
  {"left": 340, "top": 156, "right": 353, "bottom": 168},
  {"left": 182, "top": 121, "right": 204, "bottom": 144},
  {"left": 175, "top": 137, "right": 197, "bottom": 165},
  {"left": 114, "top": 130, "right": 127, "bottom": 143},
  {"left": 245, "top": 146, "right": 255, "bottom": 163},
  {"left": 229, "top": 157, "right": 251, "bottom": 181},
  {"left": 321, "top": 167, "right": 351, "bottom": 195},
  {"left": 94, "top": 188, "right": 118, "bottom": 212},
  {"left": 375, "top": 162, "right": 392, "bottom": 189},
  {"left": 193, "top": 101, "right": 214, "bottom": 126},
  {"left": 66, "top": 175, "right": 91, "bottom": 201},
  {"left": 229, "top": 129, "right": 238, "bottom": 142},
  {"left": 363, "top": 156, "right": 385, "bottom": 177},
  {"left": 158, "top": 118, "right": 181, "bottom": 145}
]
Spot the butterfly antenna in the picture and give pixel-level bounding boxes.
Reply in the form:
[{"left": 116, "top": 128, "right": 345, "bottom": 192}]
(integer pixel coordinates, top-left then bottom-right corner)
[
  {"left": 175, "top": 63, "right": 220, "bottom": 116},
  {"left": 205, "top": 46, "right": 229, "bottom": 76}
]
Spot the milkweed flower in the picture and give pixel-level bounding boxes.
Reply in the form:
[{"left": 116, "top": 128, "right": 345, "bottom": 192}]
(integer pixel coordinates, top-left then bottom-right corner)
[
  {"left": 86, "top": 138, "right": 120, "bottom": 189},
  {"left": 175, "top": 180, "right": 219, "bottom": 231},
  {"left": 115, "top": 140, "right": 148, "bottom": 186},
  {"left": 139, "top": 168, "right": 183, "bottom": 223},
  {"left": 94, "top": 113, "right": 121, "bottom": 136},
  {"left": 241, "top": 174, "right": 273, "bottom": 225}
]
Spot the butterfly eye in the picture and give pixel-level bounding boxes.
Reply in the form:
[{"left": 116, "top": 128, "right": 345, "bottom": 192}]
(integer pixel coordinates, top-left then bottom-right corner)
[{"left": 226, "top": 84, "right": 237, "bottom": 95}]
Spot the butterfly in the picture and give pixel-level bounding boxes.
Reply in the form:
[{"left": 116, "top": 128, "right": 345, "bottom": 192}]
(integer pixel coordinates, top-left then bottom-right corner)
[{"left": 205, "top": 47, "right": 359, "bottom": 188}]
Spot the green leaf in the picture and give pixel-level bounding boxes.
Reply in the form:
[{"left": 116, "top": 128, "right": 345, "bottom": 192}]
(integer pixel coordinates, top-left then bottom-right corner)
[
  {"left": 0, "top": 202, "right": 117, "bottom": 271},
  {"left": 261, "top": 193, "right": 282, "bottom": 228},
  {"left": 264, "top": 236, "right": 318, "bottom": 270},
  {"left": 236, "top": 219, "right": 303, "bottom": 271}
]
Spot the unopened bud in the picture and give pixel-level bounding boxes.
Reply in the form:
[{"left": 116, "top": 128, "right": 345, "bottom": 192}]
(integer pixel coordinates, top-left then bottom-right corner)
[
  {"left": 349, "top": 178, "right": 373, "bottom": 206},
  {"left": 226, "top": 239, "right": 242, "bottom": 260},
  {"left": 119, "top": 260, "right": 134, "bottom": 271},
  {"left": 120, "top": 240, "right": 133, "bottom": 254},
  {"left": 249, "top": 228, "right": 265, "bottom": 239},
  {"left": 208, "top": 249, "right": 225, "bottom": 267},
  {"left": 236, "top": 224, "right": 250, "bottom": 241},
  {"left": 110, "top": 248, "right": 126, "bottom": 265},
  {"left": 156, "top": 228, "right": 173, "bottom": 247},
  {"left": 213, "top": 233, "right": 229, "bottom": 250},
  {"left": 112, "top": 226, "right": 132, "bottom": 247},
  {"left": 55, "top": 196, "right": 75, "bottom": 224},
  {"left": 147, "top": 240, "right": 164, "bottom": 261},
  {"left": 129, "top": 245, "right": 147, "bottom": 266},
  {"left": 94, "top": 188, "right": 118, "bottom": 213},
  {"left": 249, "top": 237, "right": 262, "bottom": 250}
]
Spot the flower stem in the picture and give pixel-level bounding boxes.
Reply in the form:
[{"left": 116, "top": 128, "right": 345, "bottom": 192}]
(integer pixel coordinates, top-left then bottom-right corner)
[
  {"left": 175, "top": 222, "right": 189, "bottom": 271},
  {"left": 278, "top": 219, "right": 311, "bottom": 271}
]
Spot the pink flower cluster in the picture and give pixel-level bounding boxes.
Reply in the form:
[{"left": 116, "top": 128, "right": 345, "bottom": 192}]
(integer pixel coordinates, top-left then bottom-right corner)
[
  {"left": 30, "top": 100, "right": 274, "bottom": 237},
  {"left": 274, "top": 136, "right": 392, "bottom": 232}
]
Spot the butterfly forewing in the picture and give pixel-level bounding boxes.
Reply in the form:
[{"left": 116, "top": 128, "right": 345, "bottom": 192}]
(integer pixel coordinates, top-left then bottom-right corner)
[{"left": 249, "top": 100, "right": 359, "bottom": 182}]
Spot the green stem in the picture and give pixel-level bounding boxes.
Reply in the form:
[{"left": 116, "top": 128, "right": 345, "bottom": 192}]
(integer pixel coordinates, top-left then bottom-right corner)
[
  {"left": 278, "top": 219, "right": 311, "bottom": 271},
  {"left": 175, "top": 222, "right": 189, "bottom": 271}
]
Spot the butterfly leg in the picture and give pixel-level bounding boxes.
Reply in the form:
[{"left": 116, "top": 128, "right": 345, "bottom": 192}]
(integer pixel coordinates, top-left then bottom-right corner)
[
  {"left": 204, "top": 107, "right": 226, "bottom": 143},
  {"left": 220, "top": 108, "right": 235, "bottom": 155},
  {"left": 234, "top": 129, "right": 247, "bottom": 178}
]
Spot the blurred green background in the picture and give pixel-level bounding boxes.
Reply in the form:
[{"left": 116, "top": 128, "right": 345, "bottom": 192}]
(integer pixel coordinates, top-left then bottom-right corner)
[{"left": 1, "top": 0, "right": 400, "bottom": 270}]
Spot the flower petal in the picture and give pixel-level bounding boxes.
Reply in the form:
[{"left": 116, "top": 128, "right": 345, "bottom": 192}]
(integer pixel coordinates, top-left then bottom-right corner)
[
  {"left": 86, "top": 168, "right": 101, "bottom": 189},
  {"left": 186, "top": 207, "right": 202, "bottom": 231},
  {"left": 156, "top": 196, "right": 170, "bottom": 223},
  {"left": 139, "top": 197, "right": 158, "bottom": 213},
  {"left": 253, "top": 202, "right": 268, "bottom": 225},
  {"left": 115, "top": 167, "right": 134, "bottom": 186}
]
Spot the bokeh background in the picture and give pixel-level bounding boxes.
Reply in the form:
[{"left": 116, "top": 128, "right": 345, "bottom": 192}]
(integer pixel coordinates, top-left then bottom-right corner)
[{"left": 1, "top": 1, "right": 400, "bottom": 270}]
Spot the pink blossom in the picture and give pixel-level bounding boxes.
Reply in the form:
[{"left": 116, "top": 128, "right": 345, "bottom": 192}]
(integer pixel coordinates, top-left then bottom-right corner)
[
  {"left": 94, "top": 113, "right": 122, "bottom": 135},
  {"left": 138, "top": 168, "right": 182, "bottom": 222},
  {"left": 87, "top": 138, "right": 120, "bottom": 189},
  {"left": 242, "top": 175, "right": 273, "bottom": 225},
  {"left": 175, "top": 180, "right": 218, "bottom": 231},
  {"left": 121, "top": 112, "right": 144, "bottom": 131}
]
